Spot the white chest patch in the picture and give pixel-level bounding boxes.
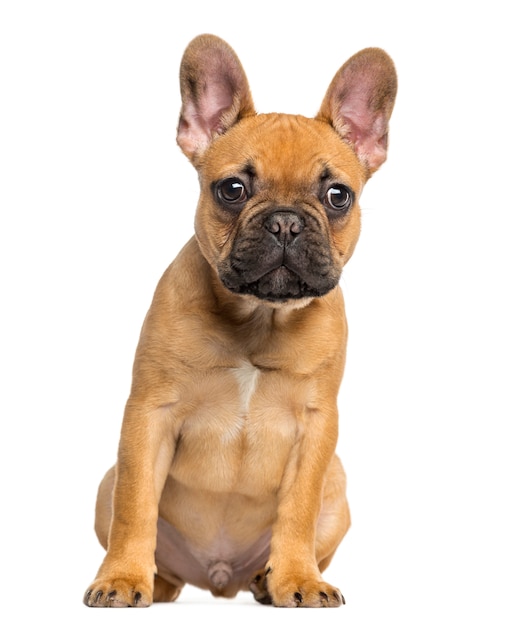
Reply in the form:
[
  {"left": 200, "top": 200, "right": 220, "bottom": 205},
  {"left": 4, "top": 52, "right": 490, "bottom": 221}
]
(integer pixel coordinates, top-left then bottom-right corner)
[{"left": 232, "top": 360, "right": 260, "bottom": 416}]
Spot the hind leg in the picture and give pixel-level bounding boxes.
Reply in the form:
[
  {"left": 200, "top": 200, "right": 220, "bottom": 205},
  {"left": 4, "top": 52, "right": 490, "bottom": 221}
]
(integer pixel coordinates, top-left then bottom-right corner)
[
  {"left": 93, "top": 466, "right": 115, "bottom": 549},
  {"left": 153, "top": 574, "right": 183, "bottom": 602},
  {"left": 316, "top": 455, "right": 351, "bottom": 572}
]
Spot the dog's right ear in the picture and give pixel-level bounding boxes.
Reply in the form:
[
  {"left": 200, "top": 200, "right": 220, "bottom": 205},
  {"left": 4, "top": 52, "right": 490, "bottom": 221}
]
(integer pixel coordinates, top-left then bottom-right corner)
[{"left": 177, "top": 34, "right": 256, "bottom": 163}]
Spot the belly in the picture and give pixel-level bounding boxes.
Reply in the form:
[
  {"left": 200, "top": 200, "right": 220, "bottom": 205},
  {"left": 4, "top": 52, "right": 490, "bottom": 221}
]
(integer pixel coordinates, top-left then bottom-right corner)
[{"left": 155, "top": 512, "right": 272, "bottom": 596}]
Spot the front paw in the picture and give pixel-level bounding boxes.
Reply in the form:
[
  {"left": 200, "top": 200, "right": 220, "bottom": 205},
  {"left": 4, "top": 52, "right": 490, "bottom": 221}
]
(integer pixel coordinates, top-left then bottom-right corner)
[
  {"left": 251, "top": 567, "right": 345, "bottom": 608},
  {"left": 83, "top": 574, "right": 153, "bottom": 608}
]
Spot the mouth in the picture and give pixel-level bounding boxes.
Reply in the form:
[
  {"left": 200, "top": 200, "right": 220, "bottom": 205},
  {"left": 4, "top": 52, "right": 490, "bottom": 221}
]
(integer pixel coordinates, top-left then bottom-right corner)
[{"left": 221, "top": 265, "right": 335, "bottom": 303}]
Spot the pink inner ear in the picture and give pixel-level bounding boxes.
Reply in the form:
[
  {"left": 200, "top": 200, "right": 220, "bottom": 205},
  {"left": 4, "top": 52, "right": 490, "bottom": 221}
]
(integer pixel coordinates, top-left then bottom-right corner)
[
  {"left": 341, "top": 103, "right": 386, "bottom": 142},
  {"left": 178, "top": 81, "right": 237, "bottom": 157},
  {"left": 195, "top": 81, "right": 238, "bottom": 133},
  {"left": 338, "top": 93, "right": 389, "bottom": 171},
  {"left": 339, "top": 106, "right": 388, "bottom": 171},
  {"left": 345, "top": 115, "right": 388, "bottom": 171},
  {"left": 200, "top": 80, "right": 237, "bottom": 133}
]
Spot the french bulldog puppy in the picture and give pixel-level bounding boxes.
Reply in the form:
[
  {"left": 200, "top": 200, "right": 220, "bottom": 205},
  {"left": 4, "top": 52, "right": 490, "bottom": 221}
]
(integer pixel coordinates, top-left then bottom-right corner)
[{"left": 84, "top": 33, "right": 397, "bottom": 608}]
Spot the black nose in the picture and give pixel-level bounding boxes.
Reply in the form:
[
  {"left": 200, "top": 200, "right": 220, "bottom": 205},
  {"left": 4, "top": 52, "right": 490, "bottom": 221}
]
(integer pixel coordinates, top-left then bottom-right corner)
[{"left": 264, "top": 211, "right": 304, "bottom": 245}]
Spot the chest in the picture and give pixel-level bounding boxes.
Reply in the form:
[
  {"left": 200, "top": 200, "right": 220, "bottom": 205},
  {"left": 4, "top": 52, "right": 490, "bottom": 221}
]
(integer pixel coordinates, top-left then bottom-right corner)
[{"left": 168, "top": 361, "right": 308, "bottom": 494}]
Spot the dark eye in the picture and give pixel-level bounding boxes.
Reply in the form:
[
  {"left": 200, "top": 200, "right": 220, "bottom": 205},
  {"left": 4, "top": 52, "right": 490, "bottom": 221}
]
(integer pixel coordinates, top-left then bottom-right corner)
[
  {"left": 216, "top": 178, "right": 248, "bottom": 206},
  {"left": 324, "top": 184, "right": 353, "bottom": 212}
]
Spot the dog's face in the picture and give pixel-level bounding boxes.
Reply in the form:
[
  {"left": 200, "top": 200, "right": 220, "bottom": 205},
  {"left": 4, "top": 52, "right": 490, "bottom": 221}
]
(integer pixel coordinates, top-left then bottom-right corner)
[
  {"left": 194, "top": 114, "right": 364, "bottom": 304},
  {"left": 177, "top": 35, "right": 397, "bottom": 307}
]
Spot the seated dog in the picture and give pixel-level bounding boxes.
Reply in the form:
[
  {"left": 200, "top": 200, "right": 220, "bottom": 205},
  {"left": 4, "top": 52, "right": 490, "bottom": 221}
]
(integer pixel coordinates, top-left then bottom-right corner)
[{"left": 84, "top": 33, "right": 397, "bottom": 608}]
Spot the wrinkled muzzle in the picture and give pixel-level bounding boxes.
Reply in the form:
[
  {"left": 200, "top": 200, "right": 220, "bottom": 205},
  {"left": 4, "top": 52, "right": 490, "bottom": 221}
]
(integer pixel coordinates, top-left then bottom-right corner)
[{"left": 218, "top": 207, "right": 341, "bottom": 303}]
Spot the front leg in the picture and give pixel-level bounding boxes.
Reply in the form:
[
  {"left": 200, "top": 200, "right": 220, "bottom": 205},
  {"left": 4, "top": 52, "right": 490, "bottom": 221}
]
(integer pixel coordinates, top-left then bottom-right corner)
[
  {"left": 264, "top": 404, "right": 346, "bottom": 608},
  {"left": 84, "top": 403, "right": 174, "bottom": 607}
]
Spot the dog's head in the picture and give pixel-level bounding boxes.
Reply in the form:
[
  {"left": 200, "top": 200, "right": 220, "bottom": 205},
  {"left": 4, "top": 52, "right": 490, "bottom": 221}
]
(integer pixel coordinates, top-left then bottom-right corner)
[{"left": 177, "top": 35, "right": 397, "bottom": 306}]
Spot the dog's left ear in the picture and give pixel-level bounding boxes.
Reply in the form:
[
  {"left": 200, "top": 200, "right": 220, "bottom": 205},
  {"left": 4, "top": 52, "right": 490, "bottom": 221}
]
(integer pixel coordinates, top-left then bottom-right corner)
[
  {"left": 317, "top": 48, "right": 397, "bottom": 175},
  {"left": 177, "top": 34, "right": 256, "bottom": 163}
]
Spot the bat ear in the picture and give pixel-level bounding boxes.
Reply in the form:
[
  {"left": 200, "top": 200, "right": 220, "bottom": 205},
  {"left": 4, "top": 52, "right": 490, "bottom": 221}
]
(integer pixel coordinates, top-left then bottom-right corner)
[
  {"left": 317, "top": 48, "right": 397, "bottom": 174},
  {"left": 177, "top": 34, "right": 256, "bottom": 163}
]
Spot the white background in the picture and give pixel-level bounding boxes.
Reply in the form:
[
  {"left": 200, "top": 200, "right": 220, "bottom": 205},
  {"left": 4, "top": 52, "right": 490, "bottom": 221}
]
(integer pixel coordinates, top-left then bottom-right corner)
[{"left": 1, "top": 1, "right": 510, "bottom": 624}]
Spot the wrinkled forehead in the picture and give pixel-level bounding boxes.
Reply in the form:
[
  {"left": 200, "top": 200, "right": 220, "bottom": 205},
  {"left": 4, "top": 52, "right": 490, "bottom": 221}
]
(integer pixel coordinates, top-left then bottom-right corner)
[{"left": 199, "top": 113, "right": 366, "bottom": 193}]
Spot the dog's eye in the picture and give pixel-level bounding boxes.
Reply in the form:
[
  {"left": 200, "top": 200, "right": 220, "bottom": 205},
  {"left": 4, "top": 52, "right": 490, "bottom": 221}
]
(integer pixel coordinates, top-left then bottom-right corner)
[
  {"left": 216, "top": 178, "right": 248, "bottom": 205},
  {"left": 324, "top": 185, "right": 353, "bottom": 212}
]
